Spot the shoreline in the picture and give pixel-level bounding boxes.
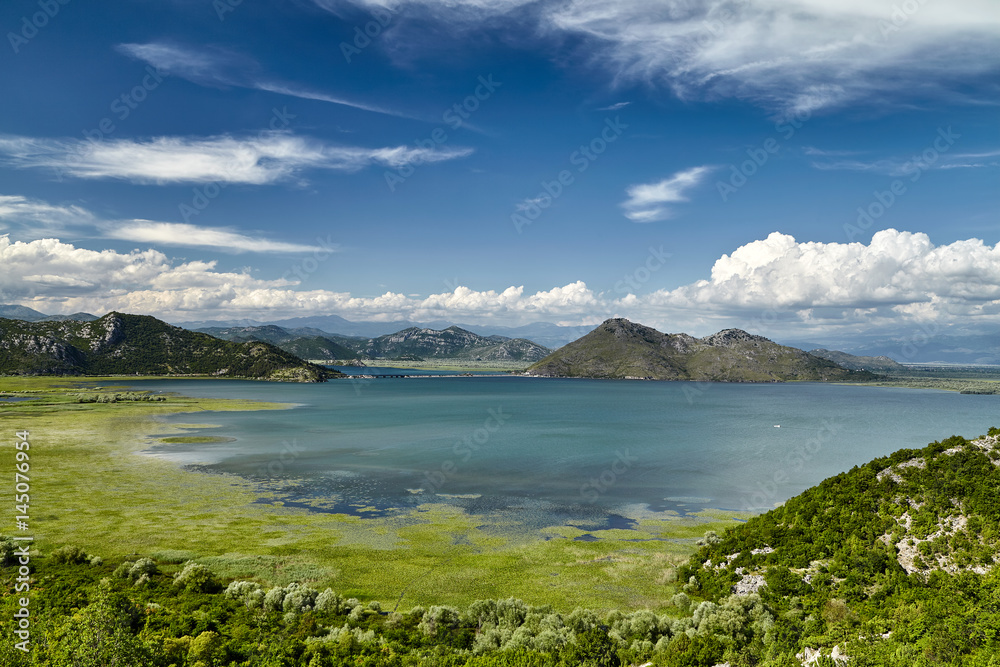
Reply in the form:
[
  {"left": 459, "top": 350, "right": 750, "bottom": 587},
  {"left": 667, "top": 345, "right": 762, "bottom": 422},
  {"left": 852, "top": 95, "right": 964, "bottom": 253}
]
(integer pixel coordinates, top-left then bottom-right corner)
[{"left": 0, "top": 375, "right": 742, "bottom": 612}]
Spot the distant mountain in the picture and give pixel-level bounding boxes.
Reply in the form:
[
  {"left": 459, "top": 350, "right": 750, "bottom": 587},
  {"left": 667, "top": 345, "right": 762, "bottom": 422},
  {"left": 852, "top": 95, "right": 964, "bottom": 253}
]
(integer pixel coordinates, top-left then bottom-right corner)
[
  {"left": 0, "top": 313, "right": 339, "bottom": 382},
  {"left": 175, "top": 314, "right": 595, "bottom": 349},
  {"left": 0, "top": 304, "right": 97, "bottom": 322},
  {"left": 526, "top": 318, "right": 871, "bottom": 382},
  {"left": 197, "top": 325, "right": 361, "bottom": 360},
  {"left": 809, "top": 348, "right": 905, "bottom": 372},
  {"left": 779, "top": 331, "right": 1000, "bottom": 365},
  {"left": 39, "top": 312, "right": 99, "bottom": 322},
  {"left": 0, "top": 305, "right": 47, "bottom": 321},
  {"left": 361, "top": 326, "right": 551, "bottom": 362},
  {"left": 451, "top": 321, "right": 597, "bottom": 349},
  {"left": 180, "top": 314, "right": 421, "bottom": 339}
]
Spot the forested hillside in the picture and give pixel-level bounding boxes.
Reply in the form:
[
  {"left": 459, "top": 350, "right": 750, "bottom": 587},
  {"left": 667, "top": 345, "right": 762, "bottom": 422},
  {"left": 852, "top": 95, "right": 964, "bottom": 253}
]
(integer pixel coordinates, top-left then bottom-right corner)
[{"left": 0, "top": 313, "right": 339, "bottom": 382}]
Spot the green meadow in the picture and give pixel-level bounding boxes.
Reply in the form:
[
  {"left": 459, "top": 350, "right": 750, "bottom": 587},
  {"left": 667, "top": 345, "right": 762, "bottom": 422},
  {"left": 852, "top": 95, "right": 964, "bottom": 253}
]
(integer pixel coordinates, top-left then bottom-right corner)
[{"left": 0, "top": 377, "right": 744, "bottom": 613}]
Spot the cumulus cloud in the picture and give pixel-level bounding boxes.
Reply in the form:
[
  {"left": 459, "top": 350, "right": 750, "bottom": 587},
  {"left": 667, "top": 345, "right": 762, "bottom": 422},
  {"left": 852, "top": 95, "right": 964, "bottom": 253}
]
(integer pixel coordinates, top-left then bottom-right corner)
[
  {"left": 340, "top": 0, "right": 1000, "bottom": 113},
  {"left": 0, "top": 133, "right": 472, "bottom": 185},
  {"left": 637, "top": 230, "right": 1000, "bottom": 335},
  {"left": 5, "top": 231, "right": 1000, "bottom": 337},
  {"left": 622, "top": 166, "right": 712, "bottom": 222}
]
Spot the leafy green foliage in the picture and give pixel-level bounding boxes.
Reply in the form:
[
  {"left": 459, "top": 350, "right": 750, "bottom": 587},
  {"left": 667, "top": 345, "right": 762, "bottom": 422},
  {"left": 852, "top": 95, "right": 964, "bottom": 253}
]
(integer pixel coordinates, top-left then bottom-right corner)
[{"left": 5, "top": 430, "right": 1000, "bottom": 665}]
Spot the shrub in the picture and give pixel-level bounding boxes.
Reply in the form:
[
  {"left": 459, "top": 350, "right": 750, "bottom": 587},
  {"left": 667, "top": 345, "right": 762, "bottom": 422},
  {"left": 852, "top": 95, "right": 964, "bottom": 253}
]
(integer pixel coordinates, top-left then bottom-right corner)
[
  {"left": 173, "top": 561, "right": 217, "bottom": 592},
  {"left": 225, "top": 581, "right": 265, "bottom": 609},
  {"left": 0, "top": 539, "right": 14, "bottom": 567},
  {"left": 315, "top": 588, "right": 344, "bottom": 614},
  {"left": 51, "top": 545, "right": 89, "bottom": 565}
]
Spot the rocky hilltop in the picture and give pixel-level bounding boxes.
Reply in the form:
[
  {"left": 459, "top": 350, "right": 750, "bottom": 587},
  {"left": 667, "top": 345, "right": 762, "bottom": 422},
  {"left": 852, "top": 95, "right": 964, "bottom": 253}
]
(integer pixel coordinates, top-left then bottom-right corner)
[
  {"left": 0, "top": 312, "right": 340, "bottom": 382},
  {"left": 525, "top": 318, "right": 871, "bottom": 382},
  {"left": 678, "top": 427, "right": 1000, "bottom": 664},
  {"left": 359, "top": 325, "right": 550, "bottom": 362}
]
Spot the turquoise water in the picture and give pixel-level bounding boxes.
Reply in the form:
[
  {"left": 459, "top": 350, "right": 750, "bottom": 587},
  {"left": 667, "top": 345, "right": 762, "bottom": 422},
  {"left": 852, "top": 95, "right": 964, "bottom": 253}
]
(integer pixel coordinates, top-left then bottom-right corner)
[{"left": 129, "top": 377, "right": 999, "bottom": 525}]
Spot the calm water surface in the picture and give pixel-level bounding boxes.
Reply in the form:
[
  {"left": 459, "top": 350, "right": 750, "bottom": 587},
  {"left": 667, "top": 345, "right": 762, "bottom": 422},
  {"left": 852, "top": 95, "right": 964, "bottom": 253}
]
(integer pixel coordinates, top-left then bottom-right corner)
[{"left": 127, "top": 377, "right": 999, "bottom": 526}]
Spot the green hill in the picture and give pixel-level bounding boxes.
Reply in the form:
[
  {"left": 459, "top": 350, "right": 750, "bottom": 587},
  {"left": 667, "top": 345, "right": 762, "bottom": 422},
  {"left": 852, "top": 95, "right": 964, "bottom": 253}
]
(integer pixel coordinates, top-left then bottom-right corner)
[
  {"left": 809, "top": 348, "right": 905, "bottom": 372},
  {"left": 672, "top": 427, "right": 1000, "bottom": 664},
  {"left": 0, "top": 312, "right": 340, "bottom": 382},
  {"left": 196, "top": 325, "right": 362, "bottom": 360},
  {"left": 526, "top": 318, "right": 871, "bottom": 382}
]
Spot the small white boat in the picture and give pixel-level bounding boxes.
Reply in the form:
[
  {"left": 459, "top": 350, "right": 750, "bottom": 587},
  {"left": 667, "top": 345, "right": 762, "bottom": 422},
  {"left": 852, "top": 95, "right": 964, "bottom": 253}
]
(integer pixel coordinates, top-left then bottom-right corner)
[{"left": 773, "top": 424, "right": 781, "bottom": 428}]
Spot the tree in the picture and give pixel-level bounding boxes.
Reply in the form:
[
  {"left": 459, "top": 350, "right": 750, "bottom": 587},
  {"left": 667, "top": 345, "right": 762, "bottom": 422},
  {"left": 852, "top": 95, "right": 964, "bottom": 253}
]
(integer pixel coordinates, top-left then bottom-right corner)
[{"left": 46, "top": 587, "right": 156, "bottom": 666}]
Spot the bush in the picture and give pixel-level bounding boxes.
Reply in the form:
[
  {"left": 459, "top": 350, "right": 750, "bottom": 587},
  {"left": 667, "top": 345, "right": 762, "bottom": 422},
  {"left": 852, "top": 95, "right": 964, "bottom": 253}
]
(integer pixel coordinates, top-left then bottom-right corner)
[
  {"left": 173, "top": 561, "right": 217, "bottom": 592},
  {"left": 0, "top": 538, "right": 14, "bottom": 567},
  {"left": 113, "top": 557, "right": 159, "bottom": 583},
  {"left": 51, "top": 545, "right": 89, "bottom": 565}
]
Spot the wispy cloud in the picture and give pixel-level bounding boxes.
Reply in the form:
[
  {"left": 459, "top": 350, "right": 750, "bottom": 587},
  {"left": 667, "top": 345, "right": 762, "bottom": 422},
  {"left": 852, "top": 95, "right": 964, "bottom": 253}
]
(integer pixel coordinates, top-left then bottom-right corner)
[
  {"left": 0, "top": 194, "right": 328, "bottom": 254},
  {"left": 102, "top": 221, "right": 330, "bottom": 253},
  {"left": 597, "top": 101, "right": 630, "bottom": 111},
  {"left": 343, "top": 0, "right": 1000, "bottom": 113},
  {"left": 0, "top": 133, "right": 472, "bottom": 185},
  {"left": 621, "top": 166, "right": 712, "bottom": 222},
  {"left": 0, "top": 195, "right": 95, "bottom": 234},
  {"left": 118, "top": 42, "right": 416, "bottom": 119},
  {"left": 809, "top": 147, "right": 1000, "bottom": 176}
]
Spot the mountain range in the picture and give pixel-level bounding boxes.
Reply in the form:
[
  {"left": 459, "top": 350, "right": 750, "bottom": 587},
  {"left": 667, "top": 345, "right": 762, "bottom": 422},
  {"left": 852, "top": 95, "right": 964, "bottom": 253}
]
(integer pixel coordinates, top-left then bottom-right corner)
[
  {"left": 0, "top": 313, "right": 338, "bottom": 382},
  {"left": 197, "top": 324, "right": 551, "bottom": 363},
  {"left": 808, "top": 349, "right": 906, "bottom": 372},
  {"left": 526, "top": 318, "right": 872, "bottom": 382}
]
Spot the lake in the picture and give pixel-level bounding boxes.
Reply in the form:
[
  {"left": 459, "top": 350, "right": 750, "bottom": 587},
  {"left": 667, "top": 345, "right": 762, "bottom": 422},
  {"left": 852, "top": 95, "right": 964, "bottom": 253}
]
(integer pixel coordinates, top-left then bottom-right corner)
[{"left": 129, "top": 377, "right": 999, "bottom": 528}]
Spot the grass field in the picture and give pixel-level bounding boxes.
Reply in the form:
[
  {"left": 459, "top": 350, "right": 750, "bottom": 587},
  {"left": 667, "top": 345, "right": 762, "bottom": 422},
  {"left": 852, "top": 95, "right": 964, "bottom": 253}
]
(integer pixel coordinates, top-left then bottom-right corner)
[{"left": 0, "top": 376, "right": 745, "bottom": 613}]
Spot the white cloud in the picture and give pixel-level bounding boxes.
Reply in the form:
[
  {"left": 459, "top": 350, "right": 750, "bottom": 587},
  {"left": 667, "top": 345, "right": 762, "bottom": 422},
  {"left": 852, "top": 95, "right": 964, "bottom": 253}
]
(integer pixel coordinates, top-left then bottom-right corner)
[
  {"left": 343, "top": 0, "right": 1000, "bottom": 113},
  {"left": 0, "top": 195, "right": 95, "bottom": 234},
  {"left": 622, "top": 166, "right": 712, "bottom": 222},
  {"left": 0, "top": 133, "right": 472, "bottom": 185},
  {"left": 640, "top": 230, "right": 1000, "bottom": 333},
  {"left": 102, "top": 221, "right": 330, "bottom": 254},
  {"left": 6, "top": 231, "right": 1000, "bottom": 339},
  {"left": 0, "top": 194, "right": 329, "bottom": 254}
]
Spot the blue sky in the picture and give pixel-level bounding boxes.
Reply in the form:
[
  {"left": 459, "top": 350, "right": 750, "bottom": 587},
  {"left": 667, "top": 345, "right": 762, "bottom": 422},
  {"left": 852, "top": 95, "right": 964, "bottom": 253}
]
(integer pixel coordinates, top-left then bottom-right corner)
[{"left": 0, "top": 0, "right": 998, "bottom": 339}]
